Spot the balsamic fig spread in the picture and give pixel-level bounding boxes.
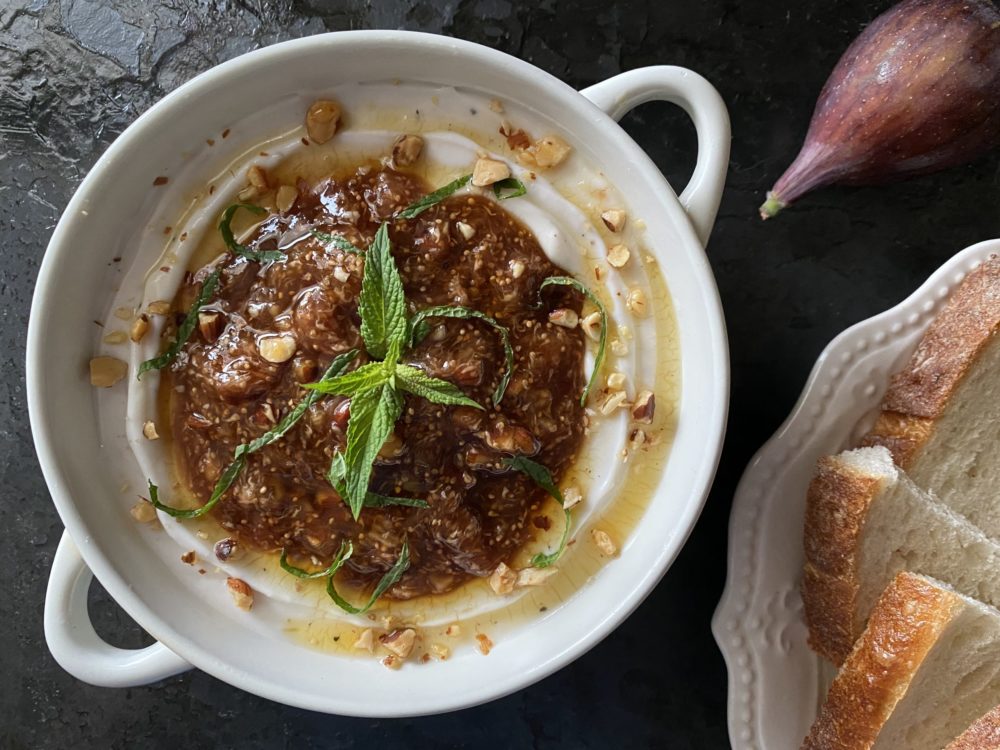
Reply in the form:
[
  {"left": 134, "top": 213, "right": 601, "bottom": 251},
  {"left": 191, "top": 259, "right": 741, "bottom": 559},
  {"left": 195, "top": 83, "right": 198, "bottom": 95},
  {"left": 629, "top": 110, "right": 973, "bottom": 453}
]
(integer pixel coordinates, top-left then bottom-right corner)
[{"left": 165, "top": 166, "right": 587, "bottom": 600}]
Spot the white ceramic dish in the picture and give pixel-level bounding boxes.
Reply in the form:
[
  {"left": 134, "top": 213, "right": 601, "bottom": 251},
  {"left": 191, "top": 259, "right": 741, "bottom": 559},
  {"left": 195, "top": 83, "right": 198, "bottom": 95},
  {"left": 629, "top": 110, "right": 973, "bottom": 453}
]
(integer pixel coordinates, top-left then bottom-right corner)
[
  {"left": 30, "top": 31, "right": 730, "bottom": 716},
  {"left": 713, "top": 239, "right": 1000, "bottom": 749}
]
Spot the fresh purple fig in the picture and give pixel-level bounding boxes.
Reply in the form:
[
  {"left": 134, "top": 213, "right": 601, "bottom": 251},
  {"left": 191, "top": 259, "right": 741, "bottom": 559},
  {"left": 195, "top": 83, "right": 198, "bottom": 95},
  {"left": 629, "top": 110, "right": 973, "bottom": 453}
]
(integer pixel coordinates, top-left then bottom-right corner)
[{"left": 760, "top": 0, "right": 1000, "bottom": 219}]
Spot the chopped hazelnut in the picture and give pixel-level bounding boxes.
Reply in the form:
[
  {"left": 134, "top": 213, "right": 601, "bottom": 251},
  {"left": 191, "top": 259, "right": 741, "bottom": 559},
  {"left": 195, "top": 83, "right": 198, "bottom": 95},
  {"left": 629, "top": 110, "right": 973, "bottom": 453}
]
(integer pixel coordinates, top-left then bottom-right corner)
[
  {"left": 456, "top": 221, "right": 476, "bottom": 240},
  {"left": 591, "top": 528, "right": 618, "bottom": 557},
  {"left": 275, "top": 185, "right": 298, "bottom": 213},
  {"left": 332, "top": 266, "right": 350, "bottom": 283},
  {"left": 607, "top": 244, "right": 631, "bottom": 268},
  {"left": 247, "top": 165, "right": 269, "bottom": 190},
  {"left": 430, "top": 643, "right": 450, "bottom": 660},
  {"left": 129, "top": 500, "right": 158, "bottom": 523},
  {"left": 562, "top": 486, "right": 583, "bottom": 509},
  {"left": 548, "top": 308, "right": 579, "bottom": 329},
  {"left": 606, "top": 372, "right": 627, "bottom": 391},
  {"left": 516, "top": 567, "right": 559, "bottom": 588},
  {"left": 180, "top": 550, "right": 197, "bottom": 565},
  {"left": 475, "top": 633, "right": 494, "bottom": 656},
  {"left": 294, "top": 358, "right": 318, "bottom": 383},
  {"left": 510, "top": 260, "right": 525, "bottom": 279},
  {"left": 142, "top": 420, "right": 159, "bottom": 440},
  {"left": 353, "top": 628, "right": 375, "bottom": 653},
  {"left": 472, "top": 157, "right": 511, "bottom": 187},
  {"left": 444, "top": 624, "right": 461, "bottom": 638},
  {"left": 632, "top": 391, "right": 655, "bottom": 423},
  {"left": 198, "top": 312, "right": 223, "bottom": 343},
  {"left": 629, "top": 428, "right": 647, "bottom": 450},
  {"left": 214, "top": 537, "right": 239, "bottom": 562},
  {"left": 518, "top": 135, "right": 572, "bottom": 169},
  {"left": 89, "top": 356, "right": 128, "bottom": 388},
  {"left": 391, "top": 134, "right": 424, "bottom": 166},
  {"left": 226, "top": 577, "right": 253, "bottom": 611},
  {"left": 610, "top": 338, "right": 629, "bottom": 357},
  {"left": 625, "top": 288, "right": 648, "bottom": 317},
  {"left": 599, "top": 390, "right": 628, "bottom": 416},
  {"left": 380, "top": 628, "right": 417, "bottom": 659},
  {"left": 581, "top": 311, "right": 602, "bottom": 342},
  {"left": 488, "top": 562, "right": 517, "bottom": 595},
  {"left": 146, "top": 300, "right": 171, "bottom": 316},
  {"left": 129, "top": 314, "right": 149, "bottom": 343},
  {"left": 601, "top": 208, "right": 627, "bottom": 233},
  {"left": 305, "top": 99, "right": 341, "bottom": 144},
  {"left": 381, "top": 655, "right": 402, "bottom": 670},
  {"left": 258, "top": 334, "right": 297, "bottom": 363}
]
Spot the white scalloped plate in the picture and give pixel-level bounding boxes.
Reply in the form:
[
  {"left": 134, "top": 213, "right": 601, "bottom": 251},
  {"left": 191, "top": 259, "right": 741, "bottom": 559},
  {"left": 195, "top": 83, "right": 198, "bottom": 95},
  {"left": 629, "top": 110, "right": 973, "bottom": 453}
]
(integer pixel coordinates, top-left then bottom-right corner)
[{"left": 713, "top": 239, "right": 1000, "bottom": 750}]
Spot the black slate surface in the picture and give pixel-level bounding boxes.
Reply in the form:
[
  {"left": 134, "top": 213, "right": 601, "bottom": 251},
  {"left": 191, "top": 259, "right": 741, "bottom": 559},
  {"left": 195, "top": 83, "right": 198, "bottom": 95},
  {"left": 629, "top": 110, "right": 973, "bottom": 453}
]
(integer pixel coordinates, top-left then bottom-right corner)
[{"left": 2, "top": 1, "right": 999, "bottom": 748}]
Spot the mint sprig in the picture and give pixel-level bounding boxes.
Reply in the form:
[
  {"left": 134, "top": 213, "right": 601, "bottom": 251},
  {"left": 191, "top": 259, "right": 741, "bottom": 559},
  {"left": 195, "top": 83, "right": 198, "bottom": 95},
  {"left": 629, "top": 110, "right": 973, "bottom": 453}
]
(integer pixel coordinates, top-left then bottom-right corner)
[
  {"left": 397, "top": 174, "right": 472, "bottom": 219},
  {"left": 493, "top": 177, "right": 527, "bottom": 200},
  {"left": 539, "top": 276, "right": 607, "bottom": 406},
  {"left": 326, "top": 540, "right": 410, "bottom": 614},
  {"left": 219, "top": 204, "right": 285, "bottom": 262},
  {"left": 503, "top": 456, "right": 571, "bottom": 568},
  {"left": 359, "top": 223, "right": 408, "bottom": 360},
  {"left": 309, "top": 229, "right": 364, "bottom": 255},
  {"left": 394, "top": 364, "right": 484, "bottom": 409}
]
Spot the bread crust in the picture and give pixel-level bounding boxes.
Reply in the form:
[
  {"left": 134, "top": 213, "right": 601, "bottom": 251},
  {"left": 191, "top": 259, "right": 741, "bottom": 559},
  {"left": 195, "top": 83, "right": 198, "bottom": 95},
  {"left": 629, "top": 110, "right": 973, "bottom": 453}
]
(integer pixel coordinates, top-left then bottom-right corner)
[
  {"left": 802, "top": 572, "right": 960, "bottom": 750},
  {"left": 802, "top": 454, "right": 890, "bottom": 664},
  {"left": 947, "top": 704, "right": 1000, "bottom": 750}
]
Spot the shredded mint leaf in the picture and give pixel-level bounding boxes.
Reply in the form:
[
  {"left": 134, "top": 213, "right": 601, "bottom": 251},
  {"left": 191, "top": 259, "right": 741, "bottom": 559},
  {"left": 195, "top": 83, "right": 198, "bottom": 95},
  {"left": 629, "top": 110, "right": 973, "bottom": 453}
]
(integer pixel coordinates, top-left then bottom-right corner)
[
  {"left": 310, "top": 229, "right": 365, "bottom": 255},
  {"left": 539, "top": 276, "right": 608, "bottom": 406},
  {"left": 280, "top": 541, "right": 353, "bottom": 579},
  {"left": 359, "top": 223, "right": 408, "bottom": 359},
  {"left": 137, "top": 268, "right": 221, "bottom": 379},
  {"left": 219, "top": 204, "right": 284, "bottom": 262},
  {"left": 326, "top": 540, "right": 410, "bottom": 614},
  {"left": 394, "top": 364, "right": 483, "bottom": 409},
  {"left": 147, "top": 350, "right": 357, "bottom": 518},
  {"left": 503, "top": 456, "right": 571, "bottom": 568},
  {"left": 492, "top": 177, "right": 527, "bottom": 200},
  {"left": 302, "top": 360, "right": 389, "bottom": 397},
  {"left": 409, "top": 305, "right": 514, "bottom": 406},
  {"left": 397, "top": 174, "right": 472, "bottom": 219},
  {"left": 362, "top": 493, "right": 429, "bottom": 509}
]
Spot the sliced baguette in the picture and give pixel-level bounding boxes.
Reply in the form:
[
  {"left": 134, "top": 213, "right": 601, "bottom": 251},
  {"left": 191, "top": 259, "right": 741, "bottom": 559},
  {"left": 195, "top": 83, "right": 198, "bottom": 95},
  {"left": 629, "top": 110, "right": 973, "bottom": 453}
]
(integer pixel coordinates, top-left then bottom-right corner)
[
  {"left": 803, "top": 446, "right": 1000, "bottom": 664},
  {"left": 861, "top": 255, "right": 1000, "bottom": 536},
  {"left": 948, "top": 705, "right": 1000, "bottom": 750},
  {"left": 803, "top": 572, "right": 1000, "bottom": 750}
]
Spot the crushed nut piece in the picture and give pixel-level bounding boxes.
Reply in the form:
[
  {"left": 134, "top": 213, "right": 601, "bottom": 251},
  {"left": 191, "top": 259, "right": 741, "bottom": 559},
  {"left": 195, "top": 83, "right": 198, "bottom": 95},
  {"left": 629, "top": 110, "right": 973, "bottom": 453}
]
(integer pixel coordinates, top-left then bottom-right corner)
[
  {"left": 591, "top": 529, "right": 618, "bottom": 557},
  {"left": 247, "top": 165, "right": 269, "bottom": 190},
  {"left": 518, "top": 135, "right": 572, "bottom": 169},
  {"left": 129, "top": 500, "right": 157, "bottom": 523},
  {"left": 353, "top": 628, "right": 375, "bottom": 653},
  {"left": 276, "top": 185, "right": 298, "bottom": 213},
  {"left": 129, "top": 314, "right": 149, "bottom": 343},
  {"left": 198, "top": 312, "right": 223, "bottom": 343},
  {"left": 471, "top": 157, "right": 511, "bottom": 187},
  {"left": 516, "top": 567, "right": 559, "bottom": 588},
  {"left": 305, "top": 99, "right": 341, "bottom": 144},
  {"left": 430, "top": 643, "right": 450, "bottom": 660},
  {"left": 581, "top": 311, "right": 602, "bottom": 342},
  {"left": 488, "top": 562, "right": 517, "bottom": 595},
  {"left": 146, "top": 300, "right": 171, "bottom": 316},
  {"left": 391, "top": 134, "right": 424, "bottom": 166},
  {"left": 180, "top": 550, "right": 197, "bottom": 565},
  {"left": 214, "top": 537, "right": 239, "bottom": 562},
  {"left": 103, "top": 330, "right": 128, "bottom": 345},
  {"left": 599, "top": 390, "right": 628, "bottom": 416},
  {"left": 475, "top": 633, "right": 494, "bottom": 656},
  {"left": 611, "top": 338, "right": 628, "bottom": 357},
  {"left": 226, "top": 577, "right": 253, "bottom": 611},
  {"left": 333, "top": 266, "right": 350, "bottom": 283},
  {"left": 89, "top": 356, "right": 128, "bottom": 388},
  {"left": 607, "top": 244, "right": 631, "bottom": 268},
  {"left": 142, "top": 420, "right": 159, "bottom": 440},
  {"left": 380, "top": 628, "right": 417, "bottom": 659},
  {"left": 456, "top": 221, "right": 476, "bottom": 240},
  {"left": 606, "top": 372, "right": 627, "bottom": 391},
  {"left": 629, "top": 428, "right": 647, "bottom": 449},
  {"left": 258, "top": 334, "right": 297, "bottom": 363},
  {"left": 444, "top": 624, "right": 461, "bottom": 637},
  {"left": 625, "top": 288, "right": 648, "bottom": 317},
  {"left": 562, "top": 486, "right": 583, "bottom": 510},
  {"left": 382, "top": 654, "right": 402, "bottom": 670},
  {"left": 632, "top": 391, "right": 655, "bottom": 423},
  {"left": 548, "top": 308, "right": 579, "bottom": 329},
  {"left": 510, "top": 260, "right": 525, "bottom": 279},
  {"left": 601, "top": 208, "right": 627, "bottom": 233}
]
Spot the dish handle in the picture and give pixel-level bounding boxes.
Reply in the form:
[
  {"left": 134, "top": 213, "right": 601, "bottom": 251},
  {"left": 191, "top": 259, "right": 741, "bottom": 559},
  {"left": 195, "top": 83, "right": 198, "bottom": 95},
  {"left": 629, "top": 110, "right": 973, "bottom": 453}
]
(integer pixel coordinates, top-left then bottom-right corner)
[
  {"left": 580, "top": 66, "right": 730, "bottom": 247},
  {"left": 44, "top": 531, "right": 192, "bottom": 687}
]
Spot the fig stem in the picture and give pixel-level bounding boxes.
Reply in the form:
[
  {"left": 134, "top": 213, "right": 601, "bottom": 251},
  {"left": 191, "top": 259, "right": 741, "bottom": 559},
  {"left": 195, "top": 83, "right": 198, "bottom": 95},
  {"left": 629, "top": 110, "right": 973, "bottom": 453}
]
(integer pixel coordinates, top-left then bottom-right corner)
[{"left": 759, "top": 192, "right": 786, "bottom": 220}]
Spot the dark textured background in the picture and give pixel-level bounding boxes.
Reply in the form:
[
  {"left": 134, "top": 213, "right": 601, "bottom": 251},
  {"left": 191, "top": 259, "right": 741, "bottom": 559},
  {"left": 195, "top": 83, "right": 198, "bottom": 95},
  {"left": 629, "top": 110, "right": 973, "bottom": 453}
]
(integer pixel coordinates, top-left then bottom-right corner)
[{"left": 2, "top": 1, "right": 999, "bottom": 747}]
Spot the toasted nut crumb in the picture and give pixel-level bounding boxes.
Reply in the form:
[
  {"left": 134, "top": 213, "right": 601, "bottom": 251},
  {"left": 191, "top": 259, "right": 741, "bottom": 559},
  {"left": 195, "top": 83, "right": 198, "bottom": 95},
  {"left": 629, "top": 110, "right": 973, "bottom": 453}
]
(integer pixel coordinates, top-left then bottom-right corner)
[
  {"left": 114, "top": 307, "right": 134, "bottom": 320},
  {"left": 607, "top": 372, "right": 627, "bottom": 391},
  {"left": 181, "top": 550, "right": 197, "bottom": 565},
  {"left": 332, "top": 266, "right": 350, "bottom": 283},
  {"left": 226, "top": 577, "right": 253, "bottom": 611},
  {"left": 611, "top": 338, "right": 628, "bottom": 357},
  {"left": 247, "top": 165, "right": 269, "bottom": 190},
  {"left": 294, "top": 358, "right": 318, "bottom": 383},
  {"left": 258, "top": 334, "right": 297, "bottom": 363},
  {"left": 581, "top": 311, "right": 602, "bottom": 341},
  {"left": 488, "top": 562, "right": 517, "bottom": 595},
  {"left": 591, "top": 529, "right": 618, "bottom": 557},
  {"left": 472, "top": 157, "right": 511, "bottom": 187},
  {"left": 430, "top": 643, "right": 450, "bottom": 660},
  {"left": 629, "top": 428, "right": 647, "bottom": 449},
  {"left": 391, "top": 134, "right": 424, "bottom": 166},
  {"left": 305, "top": 99, "right": 341, "bottom": 144},
  {"left": 381, "top": 654, "right": 402, "bottom": 670},
  {"left": 562, "top": 486, "right": 583, "bottom": 510},
  {"left": 142, "top": 420, "right": 159, "bottom": 440},
  {"left": 353, "top": 628, "right": 375, "bottom": 652},
  {"left": 489, "top": 99, "right": 504, "bottom": 113},
  {"left": 89, "top": 356, "right": 128, "bottom": 387},
  {"left": 632, "top": 391, "right": 655, "bottom": 423},
  {"left": 625, "top": 288, "right": 648, "bottom": 317},
  {"left": 516, "top": 567, "right": 559, "bottom": 588},
  {"left": 198, "top": 312, "right": 223, "bottom": 343},
  {"left": 275, "top": 185, "right": 298, "bottom": 213},
  {"left": 599, "top": 390, "right": 628, "bottom": 416},
  {"left": 214, "top": 537, "right": 239, "bottom": 562},
  {"left": 129, "top": 314, "right": 149, "bottom": 343},
  {"left": 601, "top": 208, "right": 627, "bottom": 233},
  {"left": 548, "top": 308, "right": 579, "bottom": 329},
  {"left": 475, "top": 633, "right": 494, "bottom": 655},
  {"left": 130, "top": 500, "right": 157, "bottom": 523},
  {"left": 510, "top": 260, "right": 525, "bottom": 279},
  {"left": 456, "top": 221, "right": 476, "bottom": 240},
  {"left": 103, "top": 330, "right": 128, "bottom": 345},
  {"left": 146, "top": 300, "right": 171, "bottom": 316},
  {"left": 380, "top": 628, "right": 417, "bottom": 658},
  {"left": 607, "top": 244, "right": 631, "bottom": 268},
  {"left": 444, "top": 624, "right": 461, "bottom": 637},
  {"left": 518, "top": 135, "right": 572, "bottom": 168}
]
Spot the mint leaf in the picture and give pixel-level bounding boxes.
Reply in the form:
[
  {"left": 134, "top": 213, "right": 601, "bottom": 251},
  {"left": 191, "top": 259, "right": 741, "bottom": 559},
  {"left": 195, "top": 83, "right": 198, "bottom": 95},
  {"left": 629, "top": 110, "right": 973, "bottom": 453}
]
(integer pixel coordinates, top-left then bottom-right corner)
[
  {"left": 279, "top": 541, "right": 353, "bottom": 579},
  {"left": 359, "top": 223, "right": 408, "bottom": 359},
  {"left": 409, "top": 305, "right": 514, "bottom": 405},
  {"left": 219, "top": 204, "right": 285, "bottom": 262},
  {"left": 502, "top": 457, "right": 571, "bottom": 568},
  {"left": 362, "top": 494, "right": 429, "bottom": 509},
  {"left": 492, "top": 177, "right": 527, "bottom": 200},
  {"left": 302, "top": 360, "right": 389, "bottom": 397},
  {"left": 539, "top": 276, "right": 607, "bottom": 406},
  {"left": 397, "top": 174, "right": 472, "bottom": 219},
  {"left": 310, "top": 229, "right": 364, "bottom": 255},
  {"left": 394, "top": 364, "right": 483, "bottom": 409},
  {"left": 137, "top": 268, "right": 221, "bottom": 379},
  {"left": 326, "top": 540, "right": 410, "bottom": 614}
]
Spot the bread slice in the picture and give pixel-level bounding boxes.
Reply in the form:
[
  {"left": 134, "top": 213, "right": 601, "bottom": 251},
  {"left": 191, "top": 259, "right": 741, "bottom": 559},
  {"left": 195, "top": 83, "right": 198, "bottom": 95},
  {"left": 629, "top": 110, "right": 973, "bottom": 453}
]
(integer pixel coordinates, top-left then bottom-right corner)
[
  {"left": 803, "top": 572, "right": 1000, "bottom": 750},
  {"left": 802, "top": 446, "right": 1000, "bottom": 664},
  {"left": 861, "top": 255, "right": 1000, "bottom": 536},
  {"left": 948, "top": 705, "right": 1000, "bottom": 750}
]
